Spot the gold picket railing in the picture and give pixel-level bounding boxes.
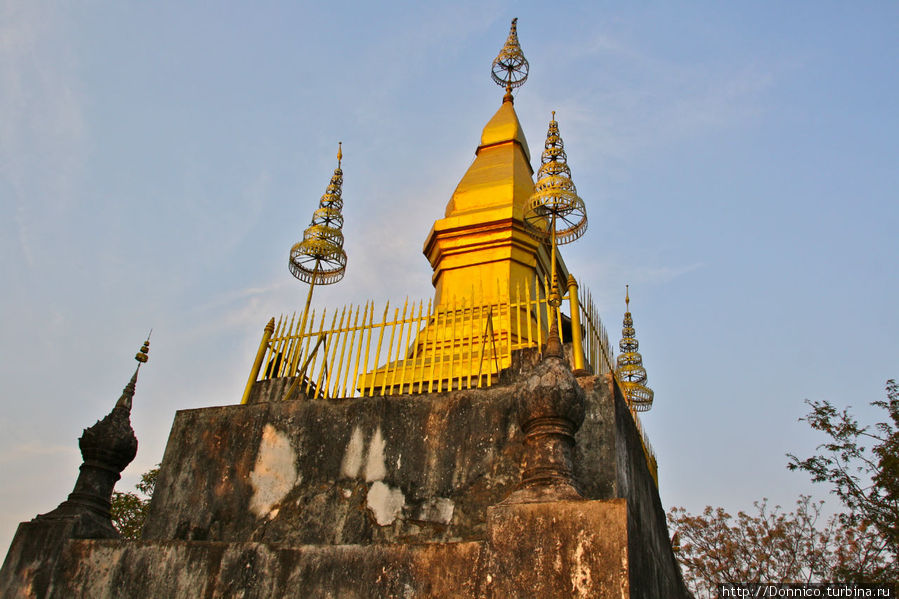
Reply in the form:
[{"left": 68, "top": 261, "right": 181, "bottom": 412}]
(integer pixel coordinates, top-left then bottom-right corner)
[
  {"left": 243, "top": 275, "right": 612, "bottom": 402},
  {"left": 240, "top": 274, "right": 658, "bottom": 485}
]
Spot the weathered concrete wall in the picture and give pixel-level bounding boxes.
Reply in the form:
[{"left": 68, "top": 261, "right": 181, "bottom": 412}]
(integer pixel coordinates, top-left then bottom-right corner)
[
  {"left": 602, "top": 377, "right": 689, "bottom": 596},
  {"left": 0, "top": 520, "right": 77, "bottom": 599},
  {"left": 17, "top": 498, "right": 676, "bottom": 598},
  {"left": 3, "top": 350, "right": 690, "bottom": 597},
  {"left": 144, "top": 369, "right": 634, "bottom": 547},
  {"left": 487, "top": 499, "right": 631, "bottom": 598},
  {"left": 46, "top": 538, "right": 486, "bottom": 598},
  {"left": 143, "top": 384, "right": 526, "bottom": 545}
]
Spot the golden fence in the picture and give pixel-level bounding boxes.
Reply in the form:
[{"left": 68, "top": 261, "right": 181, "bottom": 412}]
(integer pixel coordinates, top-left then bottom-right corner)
[
  {"left": 241, "top": 274, "right": 657, "bottom": 484},
  {"left": 243, "top": 276, "right": 609, "bottom": 400}
]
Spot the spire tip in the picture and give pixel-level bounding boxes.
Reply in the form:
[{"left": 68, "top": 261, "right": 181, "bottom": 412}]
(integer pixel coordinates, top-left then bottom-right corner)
[
  {"left": 491, "top": 18, "right": 529, "bottom": 98},
  {"left": 135, "top": 332, "right": 151, "bottom": 364},
  {"left": 616, "top": 285, "right": 653, "bottom": 412}
]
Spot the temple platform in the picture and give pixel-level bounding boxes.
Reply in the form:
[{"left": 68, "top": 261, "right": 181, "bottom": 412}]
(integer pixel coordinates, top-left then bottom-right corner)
[{"left": 1, "top": 350, "right": 688, "bottom": 598}]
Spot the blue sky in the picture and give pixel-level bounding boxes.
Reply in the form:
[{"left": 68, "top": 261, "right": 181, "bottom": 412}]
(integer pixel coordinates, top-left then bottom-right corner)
[{"left": 1, "top": 1, "right": 897, "bottom": 552}]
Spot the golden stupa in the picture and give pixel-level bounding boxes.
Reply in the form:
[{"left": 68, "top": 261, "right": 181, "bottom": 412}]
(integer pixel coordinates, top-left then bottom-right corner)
[
  {"left": 243, "top": 19, "right": 614, "bottom": 400},
  {"left": 358, "top": 20, "right": 577, "bottom": 392}
]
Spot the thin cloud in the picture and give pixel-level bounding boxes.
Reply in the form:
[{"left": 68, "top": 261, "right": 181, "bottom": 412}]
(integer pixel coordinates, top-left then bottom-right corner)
[
  {"left": 0, "top": 442, "right": 79, "bottom": 464},
  {"left": 636, "top": 262, "right": 705, "bottom": 284},
  {"left": 530, "top": 32, "right": 776, "bottom": 163},
  {"left": 573, "top": 256, "right": 705, "bottom": 308},
  {"left": 0, "top": 2, "right": 85, "bottom": 267}
]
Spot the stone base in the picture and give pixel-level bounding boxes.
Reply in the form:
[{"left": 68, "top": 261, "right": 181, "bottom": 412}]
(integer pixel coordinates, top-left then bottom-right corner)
[
  {"left": 0, "top": 519, "right": 78, "bottom": 599},
  {"left": 1, "top": 498, "right": 689, "bottom": 598},
  {"left": 3, "top": 356, "right": 690, "bottom": 597},
  {"left": 487, "top": 499, "right": 630, "bottom": 598}
]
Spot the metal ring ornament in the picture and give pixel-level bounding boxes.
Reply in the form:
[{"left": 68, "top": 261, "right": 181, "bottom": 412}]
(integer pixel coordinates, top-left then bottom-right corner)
[
  {"left": 523, "top": 194, "right": 588, "bottom": 246},
  {"left": 621, "top": 382, "right": 654, "bottom": 412},
  {"left": 289, "top": 152, "right": 348, "bottom": 287},
  {"left": 491, "top": 18, "right": 529, "bottom": 91},
  {"left": 288, "top": 241, "right": 347, "bottom": 285},
  {"left": 616, "top": 296, "right": 654, "bottom": 412},
  {"left": 491, "top": 55, "right": 529, "bottom": 90}
]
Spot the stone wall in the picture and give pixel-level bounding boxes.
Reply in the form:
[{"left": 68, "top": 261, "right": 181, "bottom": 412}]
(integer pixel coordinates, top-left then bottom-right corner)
[
  {"left": 7, "top": 498, "right": 682, "bottom": 598},
  {"left": 143, "top": 370, "right": 641, "bottom": 546},
  {"left": 2, "top": 350, "right": 691, "bottom": 598},
  {"left": 45, "top": 538, "right": 487, "bottom": 598},
  {"left": 143, "top": 383, "right": 525, "bottom": 545}
]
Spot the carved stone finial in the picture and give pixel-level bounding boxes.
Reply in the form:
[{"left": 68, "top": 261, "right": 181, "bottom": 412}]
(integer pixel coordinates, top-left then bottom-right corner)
[
  {"left": 115, "top": 369, "right": 138, "bottom": 411},
  {"left": 34, "top": 341, "right": 146, "bottom": 538},
  {"left": 504, "top": 351, "right": 586, "bottom": 503},
  {"left": 36, "top": 400, "right": 138, "bottom": 539},
  {"left": 543, "top": 317, "right": 563, "bottom": 360}
]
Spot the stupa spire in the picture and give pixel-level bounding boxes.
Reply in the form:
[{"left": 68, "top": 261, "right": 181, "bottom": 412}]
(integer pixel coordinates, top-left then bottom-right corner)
[
  {"left": 282, "top": 144, "right": 349, "bottom": 400},
  {"left": 427, "top": 22, "right": 538, "bottom": 308},
  {"left": 289, "top": 143, "right": 347, "bottom": 287},
  {"left": 527, "top": 112, "right": 588, "bottom": 246},
  {"left": 34, "top": 336, "right": 148, "bottom": 538},
  {"left": 491, "top": 18, "right": 529, "bottom": 103},
  {"left": 616, "top": 285, "right": 654, "bottom": 412},
  {"left": 116, "top": 332, "right": 150, "bottom": 411},
  {"left": 523, "top": 113, "right": 588, "bottom": 359}
]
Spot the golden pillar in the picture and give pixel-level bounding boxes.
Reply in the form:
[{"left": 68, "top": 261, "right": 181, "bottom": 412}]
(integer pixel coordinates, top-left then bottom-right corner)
[
  {"left": 567, "top": 275, "right": 586, "bottom": 372},
  {"left": 241, "top": 318, "right": 276, "bottom": 404}
]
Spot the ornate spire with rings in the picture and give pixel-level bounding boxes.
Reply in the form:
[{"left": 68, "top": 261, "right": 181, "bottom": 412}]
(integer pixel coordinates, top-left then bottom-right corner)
[
  {"left": 491, "top": 18, "right": 529, "bottom": 102},
  {"left": 525, "top": 112, "right": 588, "bottom": 248},
  {"left": 289, "top": 142, "right": 348, "bottom": 287},
  {"left": 285, "top": 143, "right": 349, "bottom": 400},
  {"left": 616, "top": 285, "right": 654, "bottom": 412},
  {"left": 523, "top": 112, "right": 587, "bottom": 358}
]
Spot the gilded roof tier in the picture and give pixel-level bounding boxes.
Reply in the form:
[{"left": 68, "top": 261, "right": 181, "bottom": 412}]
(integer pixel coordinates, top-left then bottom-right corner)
[
  {"left": 443, "top": 101, "right": 534, "bottom": 219},
  {"left": 479, "top": 101, "right": 531, "bottom": 162}
]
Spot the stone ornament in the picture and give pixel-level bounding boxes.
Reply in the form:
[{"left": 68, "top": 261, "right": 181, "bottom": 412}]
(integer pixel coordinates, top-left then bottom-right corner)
[{"left": 506, "top": 352, "right": 586, "bottom": 503}]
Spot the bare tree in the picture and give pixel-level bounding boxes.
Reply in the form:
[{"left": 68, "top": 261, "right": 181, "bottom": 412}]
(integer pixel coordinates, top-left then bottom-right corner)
[
  {"left": 668, "top": 496, "right": 851, "bottom": 597},
  {"left": 787, "top": 379, "right": 898, "bottom": 582}
]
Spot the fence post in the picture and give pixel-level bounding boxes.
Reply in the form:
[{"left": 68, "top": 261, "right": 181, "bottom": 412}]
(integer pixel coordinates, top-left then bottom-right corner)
[
  {"left": 567, "top": 275, "right": 586, "bottom": 373},
  {"left": 241, "top": 318, "right": 276, "bottom": 405}
]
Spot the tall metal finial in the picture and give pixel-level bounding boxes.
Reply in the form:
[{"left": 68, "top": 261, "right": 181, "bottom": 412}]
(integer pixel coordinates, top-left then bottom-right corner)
[
  {"left": 289, "top": 147, "right": 348, "bottom": 287},
  {"left": 525, "top": 113, "right": 588, "bottom": 247},
  {"left": 491, "top": 18, "right": 529, "bottom": 102},
  {"left": 524, "top": 114, "right": 587, "bottom": 303},
  {"left": 616, "top": 288, "right": 654, "bottom": 412},
  {"left": 288, "top": 146, "right": 348, "bottom": 386},
  {"left": 523, "top": 113, "right": 587, "bottom": 359}
]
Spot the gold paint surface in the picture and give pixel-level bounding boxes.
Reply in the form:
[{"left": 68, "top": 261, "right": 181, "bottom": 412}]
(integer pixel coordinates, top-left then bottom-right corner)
[
  {"left": 478, "top": 101, "right": 531, "bottom": 163},
  {"left": 426, "top": 101, "right": 560, "bottom": 308},
  {"left": 413, "top": 100, "right": 576, "bottom": 385},
  {"left": 444, "top": 103, "right": 533, "bottom": 218}
]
